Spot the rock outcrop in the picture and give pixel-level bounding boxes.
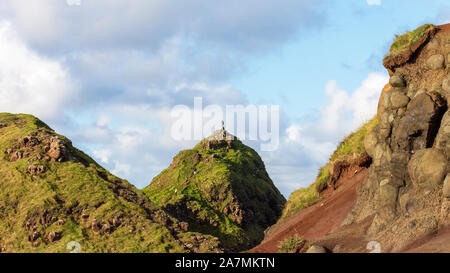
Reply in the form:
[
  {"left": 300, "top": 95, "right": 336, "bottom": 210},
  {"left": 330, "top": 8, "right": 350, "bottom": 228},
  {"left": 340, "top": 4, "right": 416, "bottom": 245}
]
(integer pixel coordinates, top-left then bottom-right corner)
[{"left": 345, "top": 23, "right": 450, "bottom": 251}]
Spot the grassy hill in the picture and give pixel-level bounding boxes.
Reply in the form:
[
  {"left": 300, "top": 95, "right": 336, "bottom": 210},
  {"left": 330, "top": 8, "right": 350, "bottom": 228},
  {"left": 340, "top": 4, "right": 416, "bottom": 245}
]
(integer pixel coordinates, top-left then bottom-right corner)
[
  {"left": 0, "top": 113, "right": 221, "bottom": 253},
  {"left": 143, "top": 130, "right": 286, "bottom": 251}
]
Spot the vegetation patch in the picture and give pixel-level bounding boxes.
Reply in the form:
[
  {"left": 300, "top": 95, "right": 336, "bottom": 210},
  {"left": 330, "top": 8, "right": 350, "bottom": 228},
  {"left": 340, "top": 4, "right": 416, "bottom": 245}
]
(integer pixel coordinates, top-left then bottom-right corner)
[
  {"left": 277, "top": 235, "right": 306, "bottom": 253},
  {"left": 280, "top": 117, "right": 377, "bottom": 220},
  {"left": 330, "top": 117, "right": 378, "bottom": 161},
  {"left": 389, "top": 24, "right": 434, "bottom": 53},
  {"left": 281, "top": 183, "right": 319, "bottom": 219},
  {"left": 383, "top": 24, "right": 436, "bottom": 69}
]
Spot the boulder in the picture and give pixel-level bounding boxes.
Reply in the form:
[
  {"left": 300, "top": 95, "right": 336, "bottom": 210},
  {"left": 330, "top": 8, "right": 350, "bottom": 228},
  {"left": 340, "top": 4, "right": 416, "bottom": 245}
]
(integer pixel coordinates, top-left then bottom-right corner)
[
  {"left": 390, "top": 92, "right": 410, "bottom": 108},
  {"left": 47, "top": 231, "right": 61, "bottom": 243},
  {"left": 379, "top": 179, "right": 398, "bottom": 206},
  {"left": 47, "top": 139, "right": 62, "bottom": 160},
  {"left": 389, "top": 75, "right": 406, "bottom": 88},
  {"left": 393, "top": 93, "right": 445, "bottom": 151},
  {"left": 413, "top": 89, "right": 426, "bottom": 98},
  {"left": 427, "top": 54, "right": 445, "bottom": 70},
  {"left": 364, "top": 130, "right": 378, "bottom": 159},
  {"left": 408, "top": 148, "right": 447, "bottom": 189},
  {"left": 306, "top": 245, "right": 328, "bottom": 253}
]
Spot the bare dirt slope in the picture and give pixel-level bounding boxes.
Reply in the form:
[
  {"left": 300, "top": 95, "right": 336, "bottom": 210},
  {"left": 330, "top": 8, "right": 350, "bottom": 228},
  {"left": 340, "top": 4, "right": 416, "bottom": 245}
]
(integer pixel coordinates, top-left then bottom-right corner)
[
  {"left": 401, "top": 226, "right": 450, "bottom": 253},
  {"left": 251, "top": 165, "right": 450, "bottom": 253},
  {"left": 251, "top": 169, "right": 368, "bottom": 253}
]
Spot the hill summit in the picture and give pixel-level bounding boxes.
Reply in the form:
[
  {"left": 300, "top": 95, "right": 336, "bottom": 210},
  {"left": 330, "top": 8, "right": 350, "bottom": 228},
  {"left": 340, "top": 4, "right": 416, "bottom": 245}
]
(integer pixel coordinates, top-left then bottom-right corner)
[{"left": 144, "top": 128, "right": 286, "bottom": 251}]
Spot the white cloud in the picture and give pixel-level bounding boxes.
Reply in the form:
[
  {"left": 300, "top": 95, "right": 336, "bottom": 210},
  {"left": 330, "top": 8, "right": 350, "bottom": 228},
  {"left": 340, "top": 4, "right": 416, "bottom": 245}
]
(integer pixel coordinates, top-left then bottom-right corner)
[
  {"left": 112, "top": 161, "right": 131, "bottom": 177},
  {"left": 260, "top": 72, "right": 388, "bottom": 196},
  {"left": 71, "top": 72, "right": 388, "bottom": 195},
  {"left": 93, "top": 149, "right": 111, "bottom": 164},
  {"left": 1, "top": 0, "right": 325, "bottom": 54},
  {"left": 366, "top": 0, "right": 381, "bottom": 6},
  {"left": 6, "top": 0, "right": 63, "bottom": 47},
  {"left": 96, "top": 114, "right": 110, "bottom": 127},
  {"left": 319, "top": 72, "right": 388, "bottom": 134},
  {"left": 0, "top": 21, "right": 76, "bottom": 120},
  {"left": 0, "top": 1, "right": 390, "bottom": 198}
]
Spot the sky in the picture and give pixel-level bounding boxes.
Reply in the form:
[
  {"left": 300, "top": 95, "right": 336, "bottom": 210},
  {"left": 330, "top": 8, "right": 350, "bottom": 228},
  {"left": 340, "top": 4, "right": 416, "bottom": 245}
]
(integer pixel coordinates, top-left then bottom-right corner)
[{"left": 0, "top": 0, "right": 448, "bottom": 197}]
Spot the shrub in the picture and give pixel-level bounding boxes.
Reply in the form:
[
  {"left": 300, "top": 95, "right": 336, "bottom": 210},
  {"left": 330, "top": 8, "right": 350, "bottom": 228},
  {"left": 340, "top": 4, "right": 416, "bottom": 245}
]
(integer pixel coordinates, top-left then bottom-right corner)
[{"left": 278, "top": 236, "right": 305, "bottom": 253}]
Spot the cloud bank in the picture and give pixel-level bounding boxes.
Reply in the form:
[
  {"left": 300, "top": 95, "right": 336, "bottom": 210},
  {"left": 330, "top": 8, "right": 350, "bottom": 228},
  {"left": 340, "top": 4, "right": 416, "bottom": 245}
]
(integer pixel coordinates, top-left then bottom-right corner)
[
  {"left": 0, "top": 21, "right": 76, "bottom": 120},
  {"left": 0, "top": 0, "right": 392, "bottom": 197}
]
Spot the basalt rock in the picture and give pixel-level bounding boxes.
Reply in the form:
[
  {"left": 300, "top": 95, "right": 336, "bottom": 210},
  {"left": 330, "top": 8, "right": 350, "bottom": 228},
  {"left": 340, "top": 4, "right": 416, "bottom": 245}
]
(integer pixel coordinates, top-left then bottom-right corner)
[
  {"left": 408, "top": 148, "right": 447, "bottom": 189},
  {"left": 427, "top": 54, "right": 445, "bottom": 70},
  {"left": 345, "top": 23, "right": 450, "bottom": 252},
  {"left": 392, "top": 92, "right": 446, "bottom": 151}
]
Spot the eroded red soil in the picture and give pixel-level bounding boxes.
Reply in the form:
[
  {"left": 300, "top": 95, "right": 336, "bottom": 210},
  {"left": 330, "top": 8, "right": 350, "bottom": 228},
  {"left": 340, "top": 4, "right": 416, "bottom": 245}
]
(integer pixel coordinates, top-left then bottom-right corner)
[{"left": 251, "top": 168, "right": 368, "bottom": 253}]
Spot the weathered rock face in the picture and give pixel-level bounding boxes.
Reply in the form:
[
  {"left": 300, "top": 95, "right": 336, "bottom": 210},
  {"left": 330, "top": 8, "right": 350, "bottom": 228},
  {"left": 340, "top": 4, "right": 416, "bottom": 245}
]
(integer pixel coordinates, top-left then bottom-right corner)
[
  {"left": 346, "top": 24, "right": 450, "bottom": 251},
  {"left": 408, "top": 148, "right": 447, "bottom": 189},
  {"left": 392, "top": 92, "right": 445, "bottom": 151}
]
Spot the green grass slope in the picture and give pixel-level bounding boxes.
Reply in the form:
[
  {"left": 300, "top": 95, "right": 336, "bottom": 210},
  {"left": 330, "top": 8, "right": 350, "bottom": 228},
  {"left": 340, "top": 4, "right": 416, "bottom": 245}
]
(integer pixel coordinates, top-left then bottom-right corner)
[
  {"left": 143, "top": 131, "right": 286, "bottom": 251},
  {"left": 383, "top": 24, "right": 436, "bottom": 69},
  {"left": 0, "top": 113, "right": 220, "bottom": 253},
  {"left": 389, "top": 24, "right": 435, "bottom": 53},
  {"left": 281, "top": 117, "right": 378, "bottom": 219}
]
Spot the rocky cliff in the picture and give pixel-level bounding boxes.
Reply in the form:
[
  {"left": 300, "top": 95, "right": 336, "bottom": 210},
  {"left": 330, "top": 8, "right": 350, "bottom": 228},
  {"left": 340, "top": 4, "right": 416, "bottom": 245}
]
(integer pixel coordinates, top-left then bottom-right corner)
[
  {"left": 253, "top": 23, "right": 450, "bottom": 253},
  {"left": 344, "top": 23, "right": 450, "bottom": 251},
  {"left": 143, "top": 129, "right": 286, "bottom": 251},
  {"left": 0, "top": 113, "right": 222, "bottom": 253}
]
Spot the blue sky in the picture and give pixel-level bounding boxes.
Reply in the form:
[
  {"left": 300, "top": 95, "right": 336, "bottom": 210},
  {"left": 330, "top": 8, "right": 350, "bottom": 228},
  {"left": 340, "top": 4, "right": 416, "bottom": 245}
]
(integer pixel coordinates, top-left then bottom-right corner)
[{"left": 0, "top": 0, "right": 448, "bottom": 197}]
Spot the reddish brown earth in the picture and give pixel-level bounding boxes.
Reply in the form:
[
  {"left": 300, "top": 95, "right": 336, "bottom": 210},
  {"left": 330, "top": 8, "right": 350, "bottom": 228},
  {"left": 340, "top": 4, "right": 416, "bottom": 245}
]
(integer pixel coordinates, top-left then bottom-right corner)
[
  {"left": 251, "top": 163, "right": 450, "bottom": 253},
  {"left": 400, "top": 226, "right": 450, "bottom": 253},
  {"left": 251, "top": 168, "right": 369, "bottom": 253},
  {"left": 439, "top": 23, "right": 450, "bottom": 32}
]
